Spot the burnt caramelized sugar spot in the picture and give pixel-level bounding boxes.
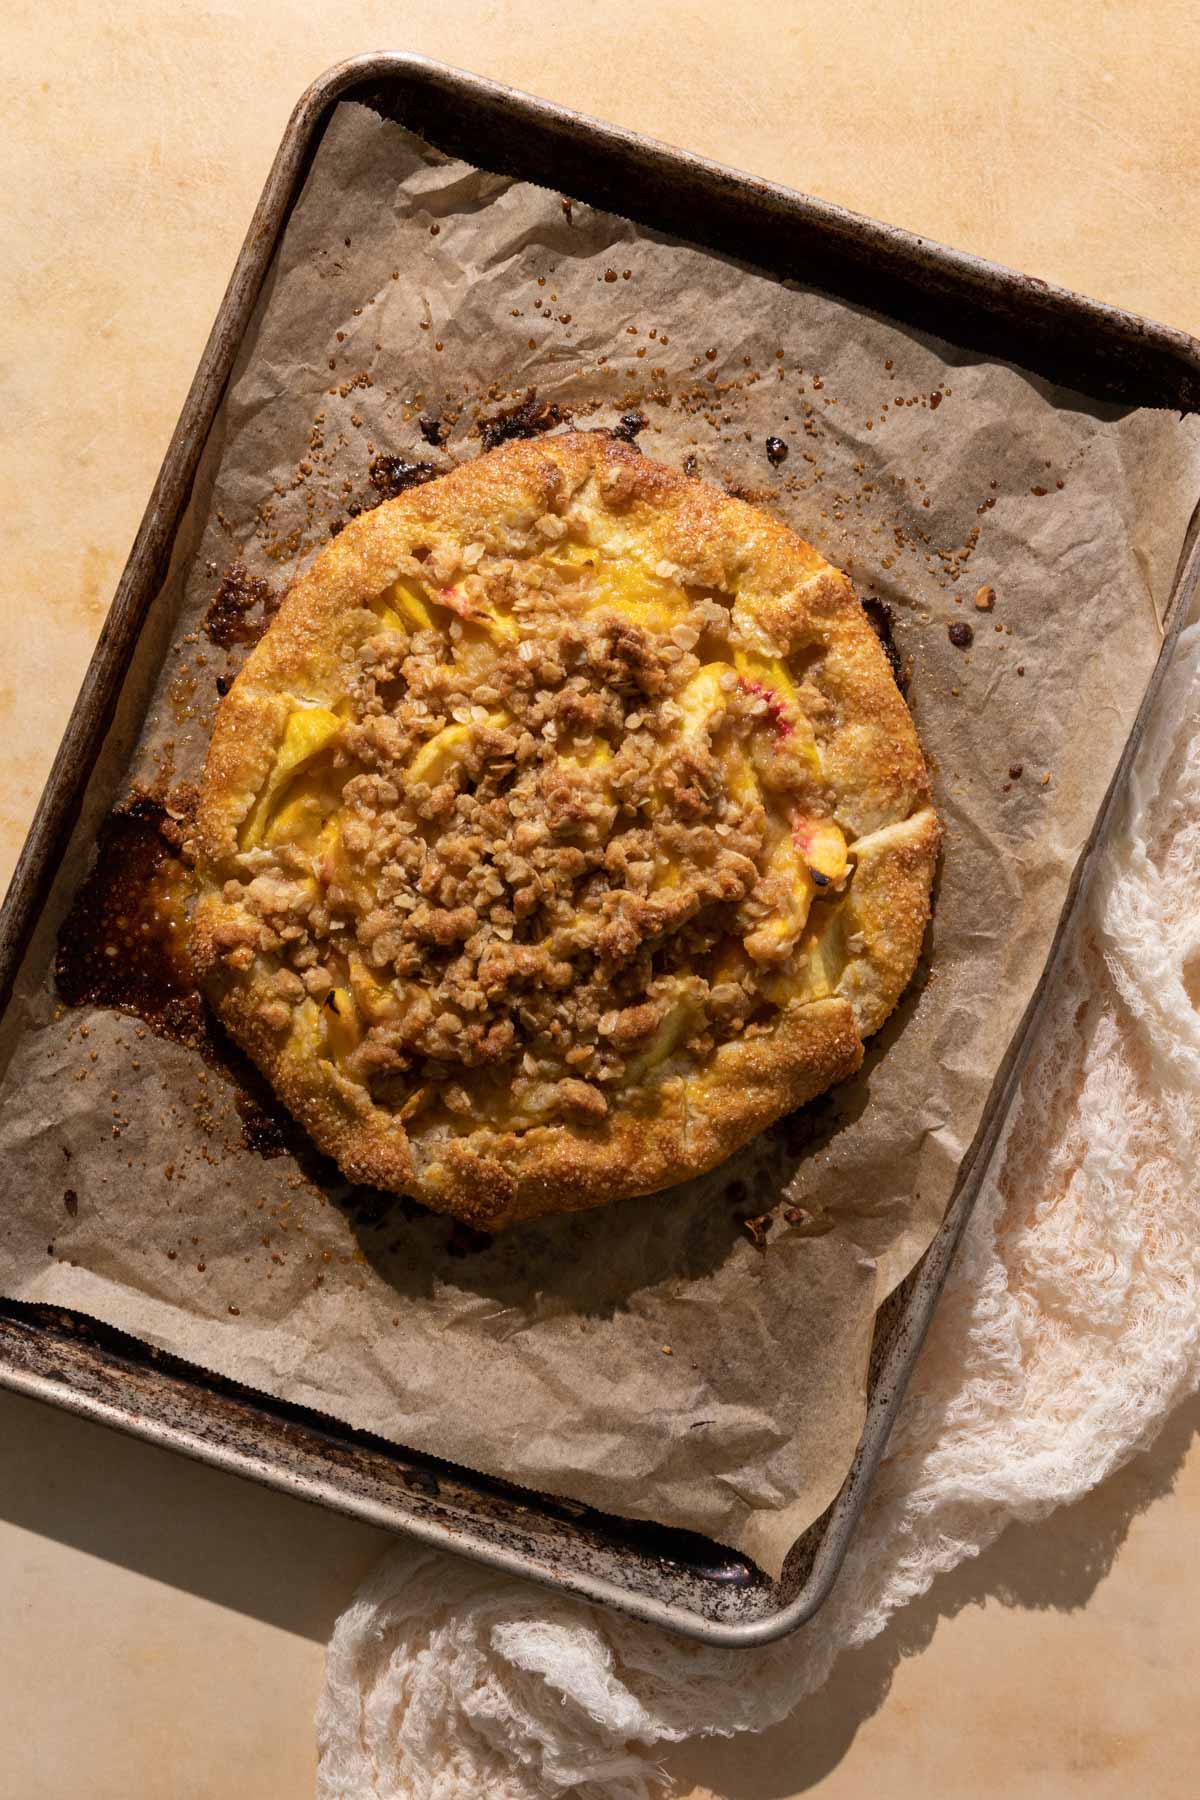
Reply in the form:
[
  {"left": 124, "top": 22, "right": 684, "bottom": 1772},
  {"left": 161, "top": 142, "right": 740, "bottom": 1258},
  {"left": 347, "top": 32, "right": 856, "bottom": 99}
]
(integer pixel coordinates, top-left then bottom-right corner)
[
  {"left": 368, "top": 454, "right": 439, "bottom": 500},
  {"left": 54, "top": 793, "right": 315, "bottom": 1163},
  {"left": 477, "top": 388, "right": 572, "bottom": 452},
  {"left": 56, "top": 797, "right": 204, "bottom": 1044},
  {"left": 203, "top": 564, "right": 278, "bottom": 648}
]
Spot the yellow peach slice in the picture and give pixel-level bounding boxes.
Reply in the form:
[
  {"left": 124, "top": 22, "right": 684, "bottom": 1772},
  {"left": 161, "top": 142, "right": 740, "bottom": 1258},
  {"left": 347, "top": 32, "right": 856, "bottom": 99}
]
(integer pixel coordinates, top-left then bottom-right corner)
[
  {"left": 621, "top": 981, "right": 704, "bottom": 1083},
  {"left": 676, "top": 663, "right": 732, "bottom": 739},
  {"left": 407, "top": 711, "right": 510, "bottom": 787},
  {"left": 546, "top": 544, "right": 691, "bottom": 629},
  {"left": 383, "top": 580, "right": 437, "bottom": 634},
  {"left": 793, "top": 815, "right": 848, "bottom": 887},
  {"left": 732, "top": 647, "right": 820, "bottom": 773},
  {"left": 320, "top": 987, "right": 361, "bottom": 1064},
  {"left": 348, "top": 953, "right": 403, "bottom": 1024},
  {"left": 241, "top": 705, "right": 341, "bottom": 849},
  {"left": 264, "top": 785, "right": 327, "bottom": 851}
]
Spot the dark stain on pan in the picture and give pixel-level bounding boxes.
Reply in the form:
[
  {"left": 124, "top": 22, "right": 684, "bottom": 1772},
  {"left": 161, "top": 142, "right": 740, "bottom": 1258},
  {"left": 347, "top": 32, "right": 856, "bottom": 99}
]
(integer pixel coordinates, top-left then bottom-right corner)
[
  {"left": 54, "top": 794, "right": 300, "bottom": 1163},
  {"left": 55, "top": 796, "right": 206, "bottom": 1048}
]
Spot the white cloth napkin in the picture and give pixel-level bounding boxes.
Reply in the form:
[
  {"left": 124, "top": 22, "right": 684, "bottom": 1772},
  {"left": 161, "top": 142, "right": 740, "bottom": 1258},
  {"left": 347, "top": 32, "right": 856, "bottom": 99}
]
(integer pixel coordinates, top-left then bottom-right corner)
[{"left": 316, "top": 622, "right": 1200, "bottom": 1800}]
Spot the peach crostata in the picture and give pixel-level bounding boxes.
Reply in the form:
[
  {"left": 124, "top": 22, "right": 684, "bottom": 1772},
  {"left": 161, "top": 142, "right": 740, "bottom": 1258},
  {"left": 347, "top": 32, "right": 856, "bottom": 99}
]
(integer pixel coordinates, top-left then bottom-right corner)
[{"left": 192, "top": 434, "right": 938, "bottom": 1227}]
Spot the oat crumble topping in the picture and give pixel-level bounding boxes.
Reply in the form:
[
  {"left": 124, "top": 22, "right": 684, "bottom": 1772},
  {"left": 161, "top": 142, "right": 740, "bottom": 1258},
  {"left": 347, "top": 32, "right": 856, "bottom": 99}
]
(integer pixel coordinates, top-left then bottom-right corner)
[{"left": 211, "top": 537, "right": 853, "bottom": 1134}]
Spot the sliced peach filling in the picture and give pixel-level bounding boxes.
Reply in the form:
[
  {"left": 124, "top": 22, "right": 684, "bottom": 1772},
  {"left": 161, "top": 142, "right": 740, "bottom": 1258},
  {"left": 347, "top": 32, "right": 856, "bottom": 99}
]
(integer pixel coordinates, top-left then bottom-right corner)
[
  {"left": 731, "top": 647, "right": 821, "bottom": 777},
  {"left": 544, "top": 542, "right": 693, "bottom": 631},
  {"left": 372, "top": 576, "right": 517, "bottom": 649},
  {"left": 239, "top": 704, "right": 342, "bottom": 850},
  {"left": 621, "top": 978, "right": 707, "bottom": 1085},
  {"left": 406, "top": 712, "right": 511, "bottom": 787}
]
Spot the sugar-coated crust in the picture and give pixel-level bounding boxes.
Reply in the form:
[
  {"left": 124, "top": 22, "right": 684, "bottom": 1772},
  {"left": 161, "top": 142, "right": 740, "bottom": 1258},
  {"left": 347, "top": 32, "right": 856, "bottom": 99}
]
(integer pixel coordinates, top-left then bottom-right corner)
[{"left": 192, "top": 432, "right": 938, "bottom": 1227}]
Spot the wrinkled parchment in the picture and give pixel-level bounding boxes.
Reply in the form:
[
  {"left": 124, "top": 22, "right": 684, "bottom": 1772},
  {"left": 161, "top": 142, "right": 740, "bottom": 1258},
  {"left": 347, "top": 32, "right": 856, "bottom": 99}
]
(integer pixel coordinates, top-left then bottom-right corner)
[{"left": 2, "top": 103, "right": 1198, "bottom": 1577}]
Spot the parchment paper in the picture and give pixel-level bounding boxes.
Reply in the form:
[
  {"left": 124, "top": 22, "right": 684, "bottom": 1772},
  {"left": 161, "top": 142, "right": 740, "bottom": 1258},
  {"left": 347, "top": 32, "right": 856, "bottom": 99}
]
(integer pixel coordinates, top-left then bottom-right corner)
[{"left": 2, "top": 102, "right": 1198, "bottom": 1577}]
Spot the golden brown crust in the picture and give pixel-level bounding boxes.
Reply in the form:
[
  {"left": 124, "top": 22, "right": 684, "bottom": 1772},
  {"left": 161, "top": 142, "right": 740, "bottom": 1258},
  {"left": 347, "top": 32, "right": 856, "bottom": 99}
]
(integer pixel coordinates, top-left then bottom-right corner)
[
  {"left": 191, "top": 432, "right": 938, "bottom": 1227},
  {"left": 413, "top": 998, "right": 865, "bottom": 1229}
]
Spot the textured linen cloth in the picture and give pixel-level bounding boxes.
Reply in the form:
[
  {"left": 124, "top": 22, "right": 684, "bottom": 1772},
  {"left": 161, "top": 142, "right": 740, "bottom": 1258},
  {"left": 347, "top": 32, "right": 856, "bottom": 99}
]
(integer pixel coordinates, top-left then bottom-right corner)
[{"left": 317, "top": 621, "right": 1200, "bottom": 1800}]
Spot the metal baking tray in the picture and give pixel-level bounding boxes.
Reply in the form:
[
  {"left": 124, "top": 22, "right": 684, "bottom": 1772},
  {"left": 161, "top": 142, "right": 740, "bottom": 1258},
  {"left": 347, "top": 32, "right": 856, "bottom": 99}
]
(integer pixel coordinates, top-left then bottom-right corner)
[{"left": 1, "top": 53, "right": 1198, "bottom": 1648}]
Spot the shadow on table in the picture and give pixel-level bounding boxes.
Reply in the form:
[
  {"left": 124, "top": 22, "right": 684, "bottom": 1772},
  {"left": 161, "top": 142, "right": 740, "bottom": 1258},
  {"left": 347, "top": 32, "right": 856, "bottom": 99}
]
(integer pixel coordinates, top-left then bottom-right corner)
[
  {"left": 661, "top": 1386, "right": 1200, "bottom": 1798},
  {"left": 1, "top": 1377, "right": 1197, "bottom": 1785},
  {"left": 0, "top": 1386, "right": 388, "bottom": 1643}
]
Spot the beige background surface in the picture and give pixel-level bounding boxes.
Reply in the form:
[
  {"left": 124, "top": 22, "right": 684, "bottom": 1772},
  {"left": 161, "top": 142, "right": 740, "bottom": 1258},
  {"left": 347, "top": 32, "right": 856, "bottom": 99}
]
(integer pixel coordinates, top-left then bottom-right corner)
[{"left": 2, "top": 4, "right": 1198, "bottom": 1795}]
